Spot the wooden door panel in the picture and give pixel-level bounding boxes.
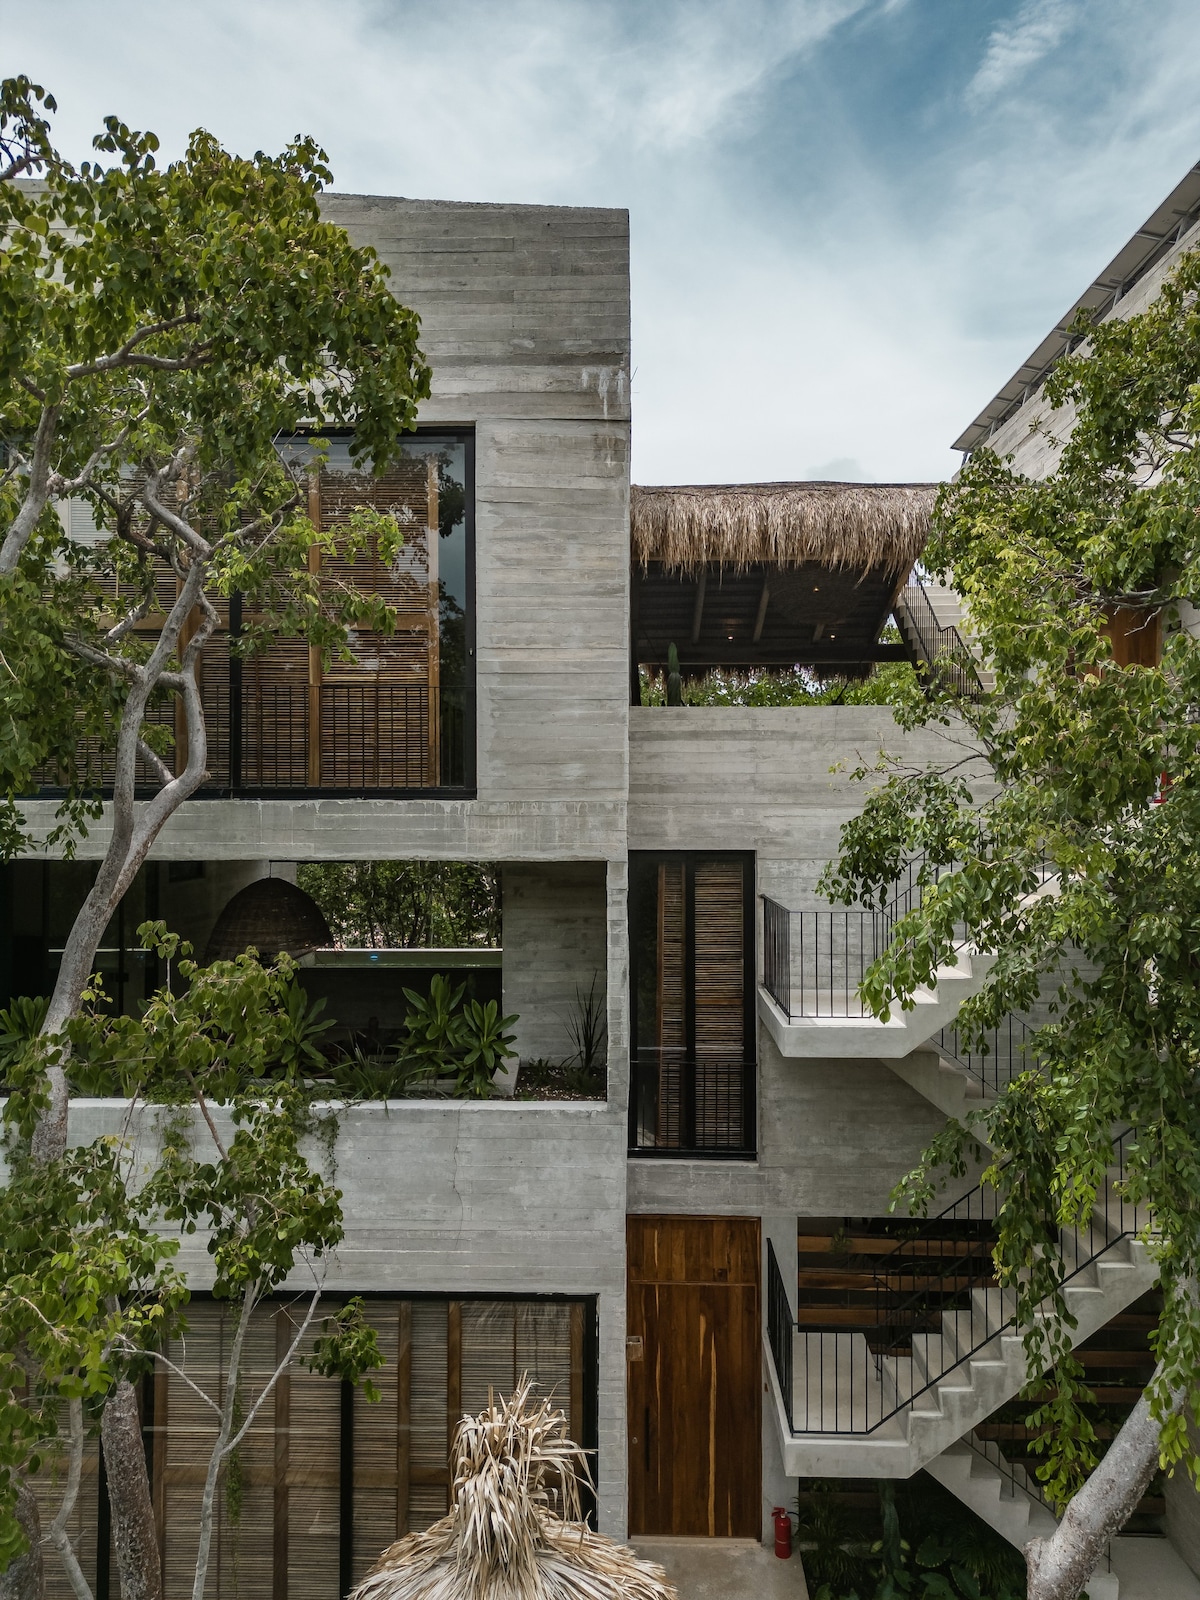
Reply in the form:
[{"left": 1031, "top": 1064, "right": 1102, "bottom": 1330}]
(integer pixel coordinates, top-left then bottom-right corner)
[{"left": 627, "top": 1217, "right": 760, "bottom": 1538}]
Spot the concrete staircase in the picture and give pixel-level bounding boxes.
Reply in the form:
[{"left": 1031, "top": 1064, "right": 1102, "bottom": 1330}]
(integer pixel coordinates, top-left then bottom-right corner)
[
  {"left": 926, "top": 1434, "right": 1119, "bottom": 1600},
  {"left": 759, "top": 948, "right": 992, "bottom": 1059},
  {"left": 769, "top": 1180, "right": 1158, "bottom": 1481}
]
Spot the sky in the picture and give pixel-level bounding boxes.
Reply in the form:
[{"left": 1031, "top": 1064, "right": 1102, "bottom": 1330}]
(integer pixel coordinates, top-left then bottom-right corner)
[{"left": 6, "top": 0, "right": 1200, "bottom": 486}]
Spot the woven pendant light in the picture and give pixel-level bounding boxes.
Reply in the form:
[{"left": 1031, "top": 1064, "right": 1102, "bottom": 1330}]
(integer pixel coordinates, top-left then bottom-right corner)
[{"left": 204, "top": 877, "right": 332, "bottom": 964}]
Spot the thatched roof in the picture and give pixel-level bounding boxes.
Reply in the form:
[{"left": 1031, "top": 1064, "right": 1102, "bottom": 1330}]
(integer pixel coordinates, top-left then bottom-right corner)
[
  {"left": 631, "top": 481, "right": 937, "bottom": 577},
  {"left": 352, "top": 1382, "right": 677, "bottom": 1600}
]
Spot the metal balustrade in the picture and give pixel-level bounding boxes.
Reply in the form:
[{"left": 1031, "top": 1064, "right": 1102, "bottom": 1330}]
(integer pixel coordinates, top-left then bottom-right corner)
[
  {"left": 761, "top": 847, "right": 1052, "bottom": 1023},
  {"left": 894, "top": 576, "right": 985, "bottom": 701},
  {"left": 762, "top": 857, "right": 952, "bottom": 1020},
  {"left": 35, "top": 682, "right": 473, "bottom": 796},
  {"left": 629, "top": 1048, "right": 756, "bottom": 1157},
  {"left": 771, "top": 1130, "right": 1139, "bottom": 1436},
  {"left": 935, "top": 1014, "right": 1037, "bottom": 1097}
]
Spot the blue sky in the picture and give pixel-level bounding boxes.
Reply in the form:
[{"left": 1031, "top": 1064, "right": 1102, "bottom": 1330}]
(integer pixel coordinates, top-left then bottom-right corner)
[{"left": 6, "top": 0, "right": 1200, "bottom": 484}]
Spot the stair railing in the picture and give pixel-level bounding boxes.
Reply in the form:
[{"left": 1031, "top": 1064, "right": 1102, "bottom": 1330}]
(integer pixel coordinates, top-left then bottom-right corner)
[
  {"left": 779, "top": 1130, "right": 1137, "bottom": 1436},
  {"left": 934, "top": 1014, "right": 1037, "bottom": 1097},
  {"left": 767, "top": 1240, "right": 796, "bottom": 1431},
  {"left": 895, "top": 576, "right": 985, "bottom": 701},
  {"left": 761, "top": 842, "right": 1053, "bottom": 1024}
]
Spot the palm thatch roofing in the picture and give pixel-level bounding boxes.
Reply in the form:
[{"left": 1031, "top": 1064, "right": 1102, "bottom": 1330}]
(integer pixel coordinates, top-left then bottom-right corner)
[
  {"left": 352, "top": 1381, "right": 677, "bottom": 1600},
  {"left": 631, "top": 480, "right": 937, "bottom": 577}
]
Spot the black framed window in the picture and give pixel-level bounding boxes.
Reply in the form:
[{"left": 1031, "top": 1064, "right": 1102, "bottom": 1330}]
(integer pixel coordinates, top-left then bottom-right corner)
[{"left": 628, "top": 851, "right": 756, "bottom": 1157}]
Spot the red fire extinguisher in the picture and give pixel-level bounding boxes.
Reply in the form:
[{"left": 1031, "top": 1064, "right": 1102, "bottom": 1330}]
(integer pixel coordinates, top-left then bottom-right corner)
[{"left": 772, "top": 1506, "right": 793, "bottom": 1559}]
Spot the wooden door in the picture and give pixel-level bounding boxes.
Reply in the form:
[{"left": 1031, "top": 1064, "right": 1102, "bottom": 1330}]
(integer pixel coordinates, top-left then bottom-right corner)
[{"left": 627, "top": 1216, "right": 761, "bottom": 1537}]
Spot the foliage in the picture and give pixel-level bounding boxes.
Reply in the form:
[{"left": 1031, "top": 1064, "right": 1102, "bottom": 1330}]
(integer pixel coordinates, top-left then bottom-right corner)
[
  {"left": 0, "top": 927, "right": 380, "bottom": 1582},
  {"left": 799, "top": 1477, "right": 1025, "bottom": 1600},
  {"left": 639, "top": 657, "right": 919, "bottom": 708},
  {"left": 821, "top": 247, "right": 1200, "bottom": 1509},
  {"left": 400, "top": 973, "right": 517, "bottom": 1098},
  {"left": 0, "top": 75, "right": 430, "bottom": 858},
  {"left": 564, "top": 972, "right": 607, "bottom": 1081},
  {"left": 297, "top": 860, "right": 502, "bottom": 949}
]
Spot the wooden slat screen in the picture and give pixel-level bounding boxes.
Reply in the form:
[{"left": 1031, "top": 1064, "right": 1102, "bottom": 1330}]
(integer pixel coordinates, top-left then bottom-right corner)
[
  {"left": 631, "top": 853, "right": 754, "bottom": 1154},
  {"left": 693, "top": 861, "right": 746, "bottom": 1058},
  {"left": 26, "top": 1414, "right": 101, "bottom": 1600},
  {"left": 27, "top": 1295, "right": 585, "bottom": 1600},
  {"left": 48, "top": 454, "right": 446, "bottom": 793}
]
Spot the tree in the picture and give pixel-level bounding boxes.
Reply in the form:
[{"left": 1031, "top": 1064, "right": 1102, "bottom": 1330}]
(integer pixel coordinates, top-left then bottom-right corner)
[
  {"left": 0, "top": 928, "right": 383, "bottom": 1600},
  {"left": 0, "top": 76, "right": 429, "bottom": 1597},
  {"left": 297, "top": 860, "right": 503, "bottom": 949},
  {"left": 823, "top": 248, "right": 1200, "bottom": 1598}
]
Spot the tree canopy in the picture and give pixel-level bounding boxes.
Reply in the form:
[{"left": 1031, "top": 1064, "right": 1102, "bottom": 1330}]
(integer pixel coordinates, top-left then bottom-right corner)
[
  {"left": 0, "top": 76, "right": 431, "bottom": 1600},
  {"left": 824, "top": 249, "right": 1200, "bottom": 1595}
]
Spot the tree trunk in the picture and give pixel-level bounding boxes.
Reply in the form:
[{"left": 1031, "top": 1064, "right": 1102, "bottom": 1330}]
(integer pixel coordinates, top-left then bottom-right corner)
[
  {"left": 0, "top": 1480, "right": 44, "bottom": 1600},
  {"left": 1026, "top": 1374, "right": 1184, "bottom": 1600},
  {"left": 101, "top": 1381, "right": 161, "bottom": 1600}
]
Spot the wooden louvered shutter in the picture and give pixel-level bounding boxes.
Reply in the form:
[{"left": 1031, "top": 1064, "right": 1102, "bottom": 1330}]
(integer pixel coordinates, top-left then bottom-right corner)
[
  {"left": 693, "top": 860, "right": 748, "bottom": 1148},
  {"left": 283, "top": 1316, "right": 342, "bottom": 1600},
  {"left": 350, "top": 1300, "right": 408, "bottom": 1584},
  {"left": 693, "top": 861, "right": 746, "bottom": 1057}
]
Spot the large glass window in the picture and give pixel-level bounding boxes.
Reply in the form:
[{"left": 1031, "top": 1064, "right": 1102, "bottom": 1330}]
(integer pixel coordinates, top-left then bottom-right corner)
[{"left": 39, "top": 430, "right": 475, "bottom": 799}]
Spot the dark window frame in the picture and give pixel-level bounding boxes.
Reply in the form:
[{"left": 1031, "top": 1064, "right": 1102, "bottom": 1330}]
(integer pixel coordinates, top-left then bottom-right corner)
[{"left": 627, "top": 849, "right": 757, "bottom": 1160}]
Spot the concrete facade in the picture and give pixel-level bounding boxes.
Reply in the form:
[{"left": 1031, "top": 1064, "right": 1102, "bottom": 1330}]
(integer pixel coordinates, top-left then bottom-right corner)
[{"left": 19, "top": 174, "right": 1195, "bottom": 1594}]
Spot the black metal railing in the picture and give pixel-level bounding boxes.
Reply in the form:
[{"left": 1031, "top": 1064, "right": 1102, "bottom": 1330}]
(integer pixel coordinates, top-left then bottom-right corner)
[
  {"left": 768, "top": 1240, "right": 796, "bottom": 1430},
  {"left": 774, "top": 1130, "right": 1140, "bottom": 1436},
  {"left": 762, "top": 856, "right": 955, "bottom": 1020},
  {"left": 761, "top": 847, "right": 1053, "bottom": 1023},
  {"left": 629, "top": 1049, "right": 755, "bottom": 1157},
  {"left": 934, "top": 1014, "right": 1037, "bottom": 1097},
  {"left": 895, "top": 576, "right": 985, "bottom": 701},
  {"left": 35, "top": 682, "right": 473, "bottom": 797}
]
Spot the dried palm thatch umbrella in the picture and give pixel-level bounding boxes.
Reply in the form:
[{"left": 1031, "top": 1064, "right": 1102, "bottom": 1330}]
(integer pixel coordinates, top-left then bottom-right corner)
[{"left": 352, "top": 1380, "right": 677, "bottom": 1600}]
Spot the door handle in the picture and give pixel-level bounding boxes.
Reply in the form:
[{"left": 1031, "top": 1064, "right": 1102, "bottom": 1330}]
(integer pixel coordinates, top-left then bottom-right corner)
[{"left": 644, "top": 1406, "right": 650, "bottom": 1472}]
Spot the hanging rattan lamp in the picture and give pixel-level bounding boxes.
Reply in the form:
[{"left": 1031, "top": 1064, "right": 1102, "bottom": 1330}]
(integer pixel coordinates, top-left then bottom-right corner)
[{"left": 203, "top": 877, "right": 332, "bottom": 964}]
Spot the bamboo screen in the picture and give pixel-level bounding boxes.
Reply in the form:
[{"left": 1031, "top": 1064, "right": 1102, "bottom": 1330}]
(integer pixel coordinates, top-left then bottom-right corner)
[
  {"left": 46, "top": 453, "right": 446, "bottom": 793},
  {"left": 26, "top": 1418, "right": 102, "bottom": 1600},
  {"left": 631, "top": 853, "right": 753, "bottom": 1153},
  {"left": 242, "top": 460, "right": 440, "bottom": 790},
  {"left": 24, "top": 1296, "right": 588, "bottom": 1600}
]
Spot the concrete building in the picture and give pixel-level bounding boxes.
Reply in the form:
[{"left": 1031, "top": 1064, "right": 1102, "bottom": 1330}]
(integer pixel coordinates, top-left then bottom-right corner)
[{"left": 9, "top": 168, "right": 1200, "bottom": 1600}]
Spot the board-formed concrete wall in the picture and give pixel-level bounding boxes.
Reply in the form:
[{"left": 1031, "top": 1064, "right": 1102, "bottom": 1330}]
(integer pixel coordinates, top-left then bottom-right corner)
[
  {"left": 502, "top": 862, "right": 609, "bottom": 1073},
  {"left": 627, "top": 707, "right": 989, "bottom": 1219},
  {"left": 628, "top": 705, "right": 995, "bottom": 901},
  {"left": 21, "top": 197, "right": 632, "bottom": 866},
  {"left": 35, "top": 1097, "right": 632, "bottom": 1536}
]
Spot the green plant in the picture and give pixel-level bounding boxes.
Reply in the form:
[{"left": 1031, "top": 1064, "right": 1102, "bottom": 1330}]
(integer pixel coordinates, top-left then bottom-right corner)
[
  {"left": 456, "top": 999, "right": 519, "bottom": 1098},
  {"left": 402, "top": 972, "right": 468, "bottom": 1073},
  {"left": 800, "top": 1478, "right": 1025, "bottom": 1600},
  {"left": 398, "top": 974, "right": 517, "bottom": 1098},
  {"left": 564, "top": 972, "right": 606, "bottom": 1083}
]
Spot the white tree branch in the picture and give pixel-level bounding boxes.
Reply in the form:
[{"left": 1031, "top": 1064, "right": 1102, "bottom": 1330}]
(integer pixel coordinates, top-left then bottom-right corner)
[
  {"left": 65, "top": 315, "right": 206, "bottom": 379},
  {"left": 1026, "top": 1370, "right": 1185, "bottom": 1600},
  {"left": 225, "top": 1280, "right": 324, "bottom": 1452},
  {"left": 45, "top": 1397, "right": 93, "bottom": 1600},
  {"left": 0, "top": 401, "right": 62, "bottom": 575}
]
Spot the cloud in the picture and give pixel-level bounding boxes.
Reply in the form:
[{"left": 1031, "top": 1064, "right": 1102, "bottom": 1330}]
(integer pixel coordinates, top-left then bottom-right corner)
[
  {"left": 967, "top": 0, "right": 1076, "bottom": 105},
  {"left": 8, "top": 0, "right": 1200, "bottom": 489}
]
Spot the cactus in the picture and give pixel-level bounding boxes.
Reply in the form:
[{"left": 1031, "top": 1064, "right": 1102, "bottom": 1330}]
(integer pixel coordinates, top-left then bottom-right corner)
[{"left": 667, "top": 642, "right": 683, "bottom": 706}]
